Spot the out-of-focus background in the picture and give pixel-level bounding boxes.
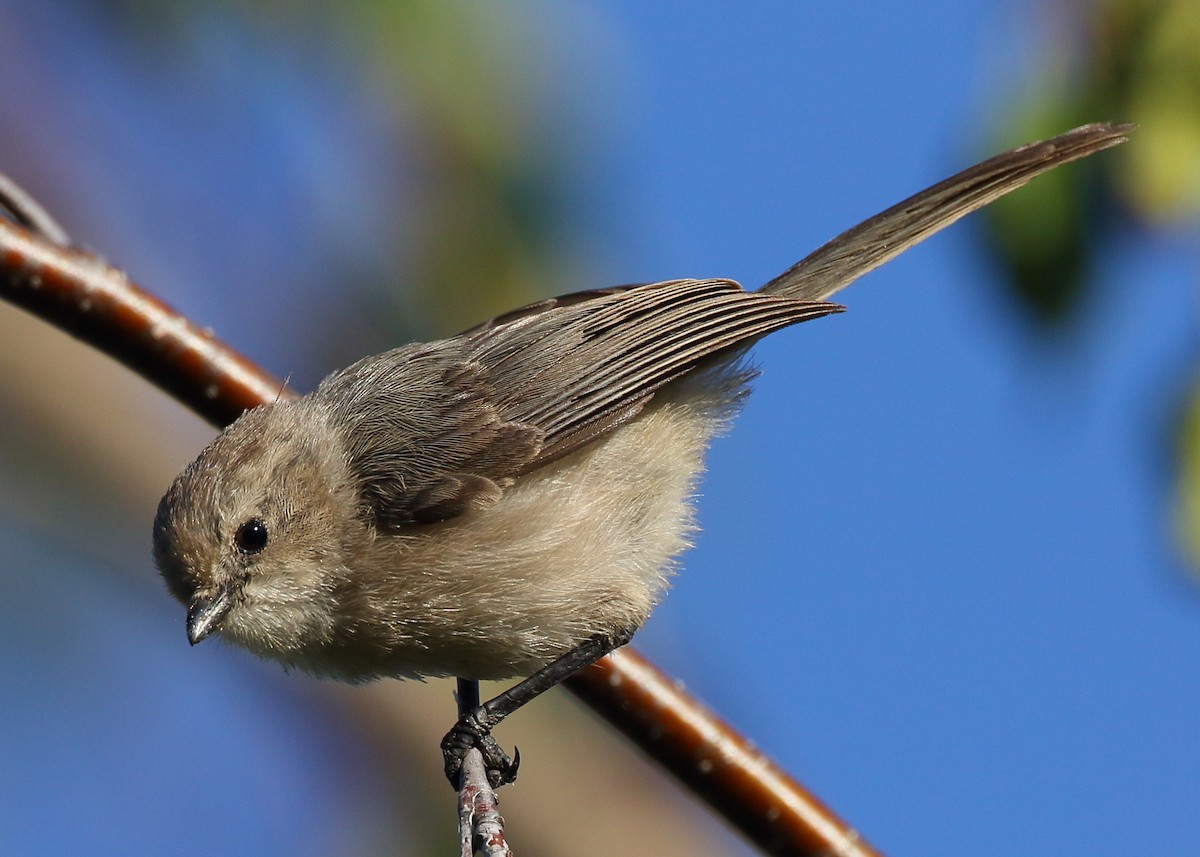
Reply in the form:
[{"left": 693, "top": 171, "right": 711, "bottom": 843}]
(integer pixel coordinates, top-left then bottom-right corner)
[{"left": 1, "top": 1, "right": 1197, "bottom": 855}]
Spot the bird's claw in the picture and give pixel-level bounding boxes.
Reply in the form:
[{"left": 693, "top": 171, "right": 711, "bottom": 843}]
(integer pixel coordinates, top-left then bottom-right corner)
[{"left": 441, "top": 710, "right": 521, "bottom": 789}]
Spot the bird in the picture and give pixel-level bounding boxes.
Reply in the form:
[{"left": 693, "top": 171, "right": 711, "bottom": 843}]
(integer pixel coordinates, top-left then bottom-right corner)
[{"left": 151, "top": 122, "right": 1131, "bottom": 787}]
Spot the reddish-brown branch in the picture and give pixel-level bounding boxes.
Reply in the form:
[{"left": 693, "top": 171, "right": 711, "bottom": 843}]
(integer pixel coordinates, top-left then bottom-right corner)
[
  {"left": 0, "top": 222, "right": 293, "bottom": 424},
  {"left": 0, "top": 214, "right": 879, "bottom": 857},
  {"left": 571, "top": 650, "right": 880, "bottom": 856}
]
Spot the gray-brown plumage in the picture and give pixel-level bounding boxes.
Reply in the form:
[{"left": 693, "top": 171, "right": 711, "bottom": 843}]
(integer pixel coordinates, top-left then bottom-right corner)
[
  {"left": 155, "top": 279, "right": 838, "bottom": 681},
  {"left": 153, "top": 123, "right": 1131, "bottom": 690}
]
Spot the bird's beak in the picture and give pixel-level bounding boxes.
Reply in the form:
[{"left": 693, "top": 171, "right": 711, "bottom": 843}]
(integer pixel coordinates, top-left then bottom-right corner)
[{"left": 187, "top": 587, "right": 233, "bottom": 645}]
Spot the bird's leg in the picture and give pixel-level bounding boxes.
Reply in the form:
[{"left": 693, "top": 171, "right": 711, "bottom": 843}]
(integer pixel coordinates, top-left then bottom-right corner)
[{"left": 442, "top": 629, "right": 634, "bottom": 788}]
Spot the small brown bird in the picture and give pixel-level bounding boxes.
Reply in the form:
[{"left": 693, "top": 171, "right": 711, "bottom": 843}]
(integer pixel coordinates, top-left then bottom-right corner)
[{"left": 152, "top": 123, "right": 1131, "bottom": 785}]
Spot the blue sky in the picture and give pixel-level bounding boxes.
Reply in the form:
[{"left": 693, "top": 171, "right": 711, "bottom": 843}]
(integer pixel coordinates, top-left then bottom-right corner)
[
  {"left": 600, "top": 4, "right": 1200, "bottom": 854},
  {"left": 1, "top": 2, "right": 1196, "bottom": 855}
]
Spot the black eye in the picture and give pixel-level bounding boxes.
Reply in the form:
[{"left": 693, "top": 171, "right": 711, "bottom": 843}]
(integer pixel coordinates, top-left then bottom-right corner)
[{"left": 234, "top": 518, "right": 269, "bottom": 554}]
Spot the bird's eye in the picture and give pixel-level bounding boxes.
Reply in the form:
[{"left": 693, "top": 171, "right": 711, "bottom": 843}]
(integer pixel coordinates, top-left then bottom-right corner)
[{"left": 234, "top": 518, "right": 269, "bottom": 554}]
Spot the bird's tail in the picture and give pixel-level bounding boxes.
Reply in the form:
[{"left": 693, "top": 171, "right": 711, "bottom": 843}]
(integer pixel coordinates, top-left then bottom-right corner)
[{"left": 759, "top": 122, "right": 1133, "bottom": 301}]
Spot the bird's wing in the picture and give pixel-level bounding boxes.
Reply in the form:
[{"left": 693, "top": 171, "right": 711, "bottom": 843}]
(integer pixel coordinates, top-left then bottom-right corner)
[{"left": 319, "top": 279, "right": 839, "bottom": 526}]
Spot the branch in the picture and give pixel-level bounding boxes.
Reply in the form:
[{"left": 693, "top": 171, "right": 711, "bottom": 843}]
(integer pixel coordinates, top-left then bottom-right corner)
[
  {"left": 0, "top": 210, "right": 878, "bottom": 857},
  {"left": 571, "top": 651, "right": 875, "bottom": 856},
  {"left": 0, "top": 217, "right": 293, "bottom": 424},
  {"left": 455, "top": 679, "right": 512, "bottom": 857},
  {"left": 457, "top": 749, "right": 511, "bottom": 857}
]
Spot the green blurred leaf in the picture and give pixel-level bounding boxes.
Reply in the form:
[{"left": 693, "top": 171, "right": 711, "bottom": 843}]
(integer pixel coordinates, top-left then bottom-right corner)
[
  {"left": 981, "top": 97, "right": 1102, "bottom": 324},
  {"left": 1108, "top": 0, "right": 1200, "bottom": 221}
]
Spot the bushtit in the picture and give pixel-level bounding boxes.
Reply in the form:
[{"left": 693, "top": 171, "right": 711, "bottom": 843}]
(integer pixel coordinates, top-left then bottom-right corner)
[{"left": 152, "top": 123, "right": 1130, "bottom": 785}]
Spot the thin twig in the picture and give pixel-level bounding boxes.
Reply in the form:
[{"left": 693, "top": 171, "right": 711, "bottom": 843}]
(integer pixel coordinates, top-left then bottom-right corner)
[
  {"left": 455, "top": 679, "right": 511, "bottom": 855},
  {"left": 457, "top": 749, "right": 512, "bottom": 857},
  {"left": 0, "top": 173, "right": 70, "bottom": 247},
  {"left": 0, "top": 205, "right": 877, "bottom": 856}
]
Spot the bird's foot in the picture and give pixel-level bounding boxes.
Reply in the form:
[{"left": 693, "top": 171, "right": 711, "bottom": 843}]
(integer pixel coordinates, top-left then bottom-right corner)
[{"left": 441, "top": 709, "right": 521, "bottom": 789}]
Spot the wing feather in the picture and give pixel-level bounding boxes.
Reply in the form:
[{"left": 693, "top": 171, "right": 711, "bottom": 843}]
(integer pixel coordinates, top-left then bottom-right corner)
[{"left": 319, "top": 279, "right": 840, "bottom": 525}]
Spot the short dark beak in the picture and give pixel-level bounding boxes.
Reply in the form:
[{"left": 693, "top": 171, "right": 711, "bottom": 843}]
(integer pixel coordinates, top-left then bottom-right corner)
[{"left": 187, "top": 588, "right": 233, "bottom": 645}]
